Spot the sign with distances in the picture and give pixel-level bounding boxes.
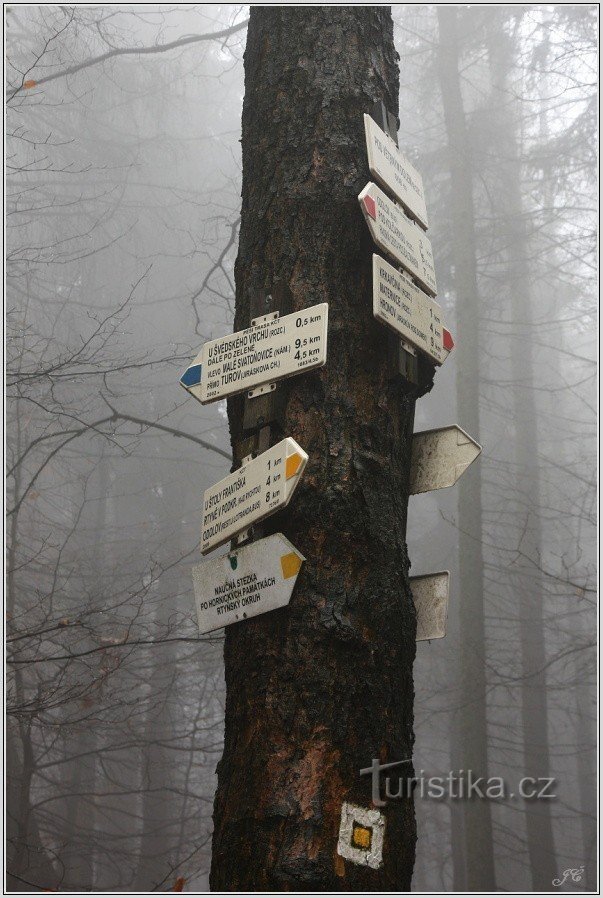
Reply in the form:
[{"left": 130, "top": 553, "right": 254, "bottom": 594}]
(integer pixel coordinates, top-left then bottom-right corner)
[
  {"left": 364, "top": 114, "right": 429, "bottom": 229},
  {"left": 409, "top": 425, "right": 482, "bottom": 495},
  {"left": 373, "top": 254, "right": 449, "bottom": 364},
  {"left": 201, "top": 438, "right": 308, "bottom": 554},
  {"left": 181, "top": 303, "right": 328, "bottom": 404},
  {"left": 411, "top": 571, "right": 450, "bottom": 641},
  {"left": 359, "top": 182, "right": 437, "bottom": 296},
  {"left": 192, "top": 533, "right": 304, "bottom": 634}
]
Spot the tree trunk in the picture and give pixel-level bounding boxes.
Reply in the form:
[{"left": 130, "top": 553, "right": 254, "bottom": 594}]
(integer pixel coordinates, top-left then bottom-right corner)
[
  {"left": 435, "top": 7, "right": 496, "bottom": 891},
  {"left": 210, "top": 7, "right": 421, "bottom": 890}
]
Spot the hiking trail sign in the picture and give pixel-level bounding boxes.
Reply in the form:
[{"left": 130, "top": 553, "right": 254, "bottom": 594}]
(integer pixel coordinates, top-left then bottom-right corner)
[
  {"left": 181, "top": 303, "right": 328, "bottom": 404},
  {"left": 201, "top": 438, "right": 308, "bottom": 554},
  {"left": 411, "top": 571, "right": 450, "bottom": 641},
  {"left": 192, "top": 533, "right": 304, "bottom": 633},
  {"left": 372, "top": 254, "right": 453, "bottom": 364},
  {"left": 409, "top": 425, "right": 482, "bottom": 494},
  {"left": 364, "top": 114, "right": 428, "bottom": 229},
  {"left": 358, "top": 182, "right": 437, "bottom": 296}
]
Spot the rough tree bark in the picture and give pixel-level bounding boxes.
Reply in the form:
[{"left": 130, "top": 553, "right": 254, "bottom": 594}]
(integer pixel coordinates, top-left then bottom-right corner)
[
  {"left": 210, "top": 7, "right": 423, "bottom": 891},
  {"left": 435, "top": 7, "right": 496, "bottom": 891}
]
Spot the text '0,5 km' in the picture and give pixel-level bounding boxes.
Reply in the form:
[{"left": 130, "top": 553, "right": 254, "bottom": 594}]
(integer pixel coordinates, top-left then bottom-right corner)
[{"left": 181, "top": 303, "right": 328, "bottom": 404}]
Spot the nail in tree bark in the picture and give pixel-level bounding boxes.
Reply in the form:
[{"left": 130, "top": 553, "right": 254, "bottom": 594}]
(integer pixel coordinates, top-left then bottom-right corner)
[{"left": 210, "top": 7, "right": 428, "bottom": 891}]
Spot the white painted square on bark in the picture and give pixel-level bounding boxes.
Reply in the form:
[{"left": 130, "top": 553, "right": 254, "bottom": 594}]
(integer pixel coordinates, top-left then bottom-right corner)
[{"left": 337, "top": 802, "right": 385, "bottom": 870}]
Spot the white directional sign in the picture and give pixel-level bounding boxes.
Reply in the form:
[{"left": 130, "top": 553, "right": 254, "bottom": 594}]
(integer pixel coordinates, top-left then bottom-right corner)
[
  {"left": 201, "top": 438, "right": 308, "bottom": 554},
  {"left": 181, "top": 303, "right": 328, "bottom": 404},
  {"left": 364, "top": 114, "right": 429, "bottom": 229},
  {"left": 411, "top": 571, "right": 450, "bottom": 641},
  {"left": 410, "top": 425, "right": 481, "bottom": 495},
  {"left": 359, "top": 182, "right": 437, "bottom": 296},
  {"left": 192, "top": 533, "right": 304, "bottom": 634},
  {"left": 372, "top": 255, "right": 453, "bottom": 364}
]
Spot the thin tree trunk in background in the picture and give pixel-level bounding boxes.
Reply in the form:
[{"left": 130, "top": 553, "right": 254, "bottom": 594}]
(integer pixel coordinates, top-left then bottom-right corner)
[
  {"left": 486, "top": 20, "right": 556, "bottom": 887},
  {"left": 435, "top": 7, "right": 496, "bottom": 891},
  {"left": 211, "top": 7, "right": 420, "bottom": 890},
  {"left": 6, "top": 392, "right": 59, "bottom": 891}
]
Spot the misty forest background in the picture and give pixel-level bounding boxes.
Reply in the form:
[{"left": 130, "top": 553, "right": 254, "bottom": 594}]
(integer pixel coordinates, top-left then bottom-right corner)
[{"left": 6, "top": 5, "right": 597, "bottom": 892}]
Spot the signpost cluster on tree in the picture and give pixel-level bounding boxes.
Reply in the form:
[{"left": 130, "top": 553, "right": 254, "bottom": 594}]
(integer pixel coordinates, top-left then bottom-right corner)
[{"left": 180, "top": 102, "right": 481, "bottom": 876}]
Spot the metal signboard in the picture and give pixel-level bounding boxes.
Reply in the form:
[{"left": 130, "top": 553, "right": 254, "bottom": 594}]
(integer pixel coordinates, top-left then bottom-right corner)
[
  {"left": 337, "top": 802, "right": 385, "bottom": 870},
  {"left": 181, "top": 303, "right": 329, "bottom": 404},
  {"left": 192, "top": 533, "right": 304, "bottom": 634},
  {"left": 409, "top": 425, "right": 482, "bottom": 495},
  {"left": 364, "top": 114, "right": 429, "bottom": 229},
  {"left": 201, "top": 437, "right": 308, "bottom": 554},
  {"left": 372, "top": 254, "right": 453, "bottom": 364},
  {"left": 411, "top": 571, "right": 450, "bottom": 641},
  {"left": 358, "top": 182, "right": 437, "bottom": 297}
]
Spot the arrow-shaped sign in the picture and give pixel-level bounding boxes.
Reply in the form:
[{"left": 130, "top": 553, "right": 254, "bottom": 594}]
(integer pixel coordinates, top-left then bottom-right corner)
[
  {"left": 410, "top": 425, "right": 481, "bottom": 494},
  {"left": 372, "top": 254, "right": 453, "bottom": 364},
  {"left": 364, "top": 114, "right": 429, "bottom": 230},
  {"left": 411, "top": 571, "right": 450, "bottom": 641},
  {"left": 192, "top": 533, "right": 305, "bottom": 634},
  {"left": 181, "top": 303, "right": 328, "bottom": 404},
  {"left": 201, "top": 437, "right": 307, "bottom": 554},
  {"left": 358, "top": 182, "right": 437, "bottom": 296}
]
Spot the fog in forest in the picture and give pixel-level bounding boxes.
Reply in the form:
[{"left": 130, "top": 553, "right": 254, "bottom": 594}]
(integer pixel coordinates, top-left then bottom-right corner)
[{"left": 6, "top": 5, "right": 597, "bottom": 892}]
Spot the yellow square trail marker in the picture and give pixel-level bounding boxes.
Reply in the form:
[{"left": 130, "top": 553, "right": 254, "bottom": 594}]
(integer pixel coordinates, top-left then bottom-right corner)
[{"left": 337, "top": 802, "right": 385, "bottom": 870}]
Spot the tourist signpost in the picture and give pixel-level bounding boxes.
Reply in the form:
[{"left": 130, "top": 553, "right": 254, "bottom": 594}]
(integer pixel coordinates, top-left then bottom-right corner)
[
  {"left": 409, "top": 425, "right": 482, "bottom": 495},
  {"left": 411, "top": 571, "right": 450, "bottom": 641},
  {"left": 364, "top": 113, "right": 429, "bottom": 229},
  {"left": 372, "top": 254, "right": 453, "bottom": 364},
  {"left": 201, "top": 438, "right": 308, "bottom": 554},
  {"left": 181, "top": 303, "right": 328, "bottom": 404},
  {"left": 192, "top": 533, "right": 305, "bottom": 634},
  {"left": 358, "top": 182, "right": 437, "bottom": 296}
]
